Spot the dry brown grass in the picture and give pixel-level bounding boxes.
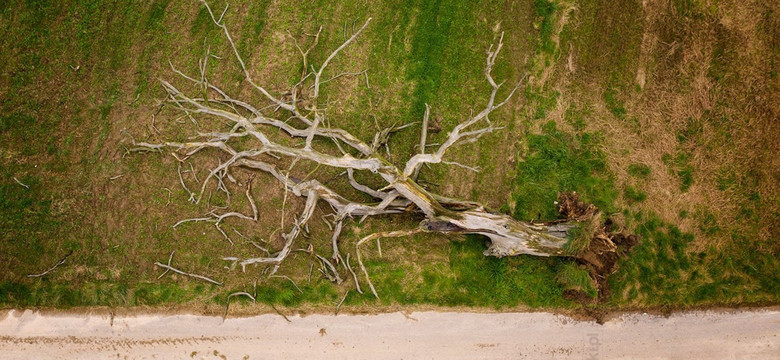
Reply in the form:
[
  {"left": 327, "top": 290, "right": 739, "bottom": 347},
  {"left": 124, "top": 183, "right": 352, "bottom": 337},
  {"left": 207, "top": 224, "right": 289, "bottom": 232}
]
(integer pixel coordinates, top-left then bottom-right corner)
[{"left": 545, "top": 0, "right": 778, "bottom": 253}]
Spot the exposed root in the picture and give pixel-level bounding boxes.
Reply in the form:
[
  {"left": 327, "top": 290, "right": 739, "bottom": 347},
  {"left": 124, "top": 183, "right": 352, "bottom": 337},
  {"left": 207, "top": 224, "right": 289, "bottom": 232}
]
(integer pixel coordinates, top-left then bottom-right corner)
[{"left": 556, "top": 192, "right": 597, "bottom": 221}]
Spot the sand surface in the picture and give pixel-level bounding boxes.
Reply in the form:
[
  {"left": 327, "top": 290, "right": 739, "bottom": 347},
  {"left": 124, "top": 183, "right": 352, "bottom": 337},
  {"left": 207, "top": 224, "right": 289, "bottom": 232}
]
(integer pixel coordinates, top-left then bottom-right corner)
[{"left": 1, "top": 308, "right": 777, "bottom": 359}]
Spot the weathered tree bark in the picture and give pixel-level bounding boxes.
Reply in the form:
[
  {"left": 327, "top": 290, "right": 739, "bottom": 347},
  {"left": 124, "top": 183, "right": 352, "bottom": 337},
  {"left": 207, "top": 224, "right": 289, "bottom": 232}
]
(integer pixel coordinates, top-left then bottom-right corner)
[{"left": 133, "top": 1, "right": 631, "bottom": 298}]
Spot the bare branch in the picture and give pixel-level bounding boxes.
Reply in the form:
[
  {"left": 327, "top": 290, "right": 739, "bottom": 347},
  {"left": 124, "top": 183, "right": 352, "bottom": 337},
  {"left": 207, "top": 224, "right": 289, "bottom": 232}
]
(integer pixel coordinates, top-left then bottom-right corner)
[
  {"left": 236, "top": 189, "right": 319, "bottom": 272},
  {"left": 177, "top": 164, "right": 196, "bottom": 202},
  {"left": 28, "top": 251, "right": 73, "bottom": 278},
  {"left": 312, "top": 18, "right": 372, "bottom": 103},
  {"left": 345, "top": 253, "right": 363, "bottom": 294},
  {"left": 347, "top": 168, "right": 387, "bottom": 199},
  {"left": 331, "top": 220, "right": 343, "bottom": 260},
  {"left": 155, "top": 252, "right": 223, "bottom": 286},
  {"left": 270, "top": 275, "right": 303, "bottom": 293},
  {"left": 315, "top": 69, "right": 367, "bottom": 88},
  {"left": 442, "top": 160, "right": 481, "bottom": 172},
  {"left": 335, "top": 290, "right": 349, "bottom": 315},
  {"left": 162, "top": 187, "right": 173, "bottom": 206},
  {"left": 200, "top": 0, "right": 300, "bottom": 117},
  {"left": 316, "top": 253, "right": 344, "bottom": 284},
  {"left": 412, "top": 103, "right": 431, "bottom": 180},
  {"left": 189, "top": 162, "right": 200, "bottom": 184},
  {"left": 403, "top": 34, "right": 523, "bottom": 178},
  {"left": 13, "top": 177, "right": 30, "bottom": 189}
]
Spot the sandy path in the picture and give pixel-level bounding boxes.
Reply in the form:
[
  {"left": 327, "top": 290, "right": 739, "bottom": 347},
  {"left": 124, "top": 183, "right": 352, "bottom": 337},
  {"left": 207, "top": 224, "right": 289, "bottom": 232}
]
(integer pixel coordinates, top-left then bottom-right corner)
[{"left": 0, "top": 308, "right": 777, "bottom": 359}]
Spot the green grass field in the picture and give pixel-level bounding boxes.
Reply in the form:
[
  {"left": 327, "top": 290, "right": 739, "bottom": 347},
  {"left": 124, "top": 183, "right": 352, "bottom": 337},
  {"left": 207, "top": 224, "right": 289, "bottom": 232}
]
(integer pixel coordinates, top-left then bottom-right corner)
[{"left": 1, "top": 0, "right": 777, "bottom": 314}]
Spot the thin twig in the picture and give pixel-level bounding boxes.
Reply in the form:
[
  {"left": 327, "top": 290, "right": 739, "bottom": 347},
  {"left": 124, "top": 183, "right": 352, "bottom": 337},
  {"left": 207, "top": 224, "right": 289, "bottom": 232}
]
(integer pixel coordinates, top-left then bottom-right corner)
[
  {"left": 177, "top": 164, "right": 195, "bottom": 202},
  {"left": 345, "top": 253, "right": 363, "bottom": 294},
  {"left": 28, "top": 251, "right": 73, "bottom": 278},
  {"left": 308, "top": 263, "right": 314, "bottom": 285},
  {"left": 189, "top": 162, "right": 200, "bottom": 184},
  {"left": 155, "top": 251, "right": 223, "bottom": 286},
  {"left": 13, "top": 177, "right": 30, "bottom": 189},
  {"left": 315, "top": 253, "right": 343, "bottom": 284},
  {"left": 232, "top": 227, "right": 250, "bottom": 240},
  {"left": 270, "top": 274, "right": 303, "bottom": 293},
  {"left": 157, "top": 251, "right": 176, "bottom": 279},
  {"left": 335, "top": 290, "right": 349, "bottom": 315},
  {"left": 162, "top": 187, "right": 173, "bottom": 206}
]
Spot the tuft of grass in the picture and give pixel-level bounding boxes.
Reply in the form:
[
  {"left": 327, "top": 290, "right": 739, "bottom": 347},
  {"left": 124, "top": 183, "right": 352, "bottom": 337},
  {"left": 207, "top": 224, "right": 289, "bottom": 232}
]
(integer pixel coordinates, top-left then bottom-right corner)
[
  {"left": 663, "top": 152, "right": 695, "bottom": 192},
  {"left": 0, "top": 169, "right": 66, "bottom": 278},
  {"left": 190, "top": 5, "right": 215, "bottom": 37},
  {"left": 677, "top": 170, "right": 694, "bottom": 192},
  {"left": 556, "top": 263, "right": 597, "bottom": 299},
  {"left": 604, "top": 86, "right": 627, "bottom": 119},
  {"left": 0, "top": 112, "right": 59, "bottom": 157},
  {"left": 624, "top": 185, "right": 647, "bottom": 203},
  {"left": 527, "top": 89, "right": 560, "bottom": 120},
  {"left": 677, "top": 117, "right": 703, "bottom": 143},
  {"left": 350, "top": 235, "right": 580, "bottom": 309},
  {"left": 608, "top": 211, "right": 778, "bottom": 307},
  {"left": 533, "top": 0, "right": 558, "bottom": 55},
  {"left": 694, "top": 207, "right": 720, "bottom": 235},
  {"left": 627, "top": 163, "right": 651, "bottom": 178},
  {"left": 563, "top": 213, "right": 601, "bottom": 256},
  {"left": 715, "top": 169, "right": 737, "bottom": 191},
  {"left": 72, "top": 0, "right": 104, "bottom": 58},
  {"left": 145, "top": 0, "right": 170, "bottom": 31},
  {"left": 512, "top": 121, "right": 616, "bottom": 221}
]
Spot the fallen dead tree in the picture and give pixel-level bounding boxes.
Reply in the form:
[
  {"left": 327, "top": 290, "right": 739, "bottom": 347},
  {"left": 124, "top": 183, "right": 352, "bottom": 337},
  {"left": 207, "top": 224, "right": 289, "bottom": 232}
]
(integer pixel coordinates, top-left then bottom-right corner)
[{"left": 131, "top": 1, "right": 634, "bottom": 299}]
